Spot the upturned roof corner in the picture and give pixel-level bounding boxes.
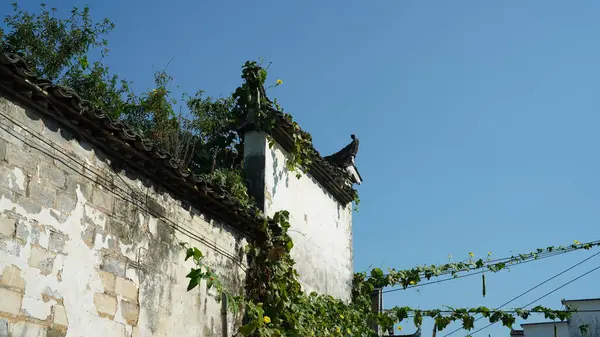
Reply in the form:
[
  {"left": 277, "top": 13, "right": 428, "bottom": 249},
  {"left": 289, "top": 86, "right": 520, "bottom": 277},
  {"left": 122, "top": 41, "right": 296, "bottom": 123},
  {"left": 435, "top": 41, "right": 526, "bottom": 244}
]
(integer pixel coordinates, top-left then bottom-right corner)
[
  {"left": 236, "top": 63, "right": 361, "bottom": 204},
  {"left": 324, "top": 134, "right": 362, "bottom": 185}
]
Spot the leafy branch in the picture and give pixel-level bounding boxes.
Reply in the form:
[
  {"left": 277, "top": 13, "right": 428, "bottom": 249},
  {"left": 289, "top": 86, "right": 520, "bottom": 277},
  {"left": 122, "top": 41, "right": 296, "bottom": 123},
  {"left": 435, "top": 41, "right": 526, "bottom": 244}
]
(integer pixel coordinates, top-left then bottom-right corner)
[
  {"left": 384, "top": 304, "right": 578, "bottom": 333},
  {"left": 232, "top": 61, "right": 316, "bottom": 177},
  {"left": 181, "top": 243, "right": 243, "bottom": 313},
  {"left": 367, "top": 239, "right": 600, "bottom": 290},
  {"left": 183, "top": 210, "right": 595, "bottom": 337}
]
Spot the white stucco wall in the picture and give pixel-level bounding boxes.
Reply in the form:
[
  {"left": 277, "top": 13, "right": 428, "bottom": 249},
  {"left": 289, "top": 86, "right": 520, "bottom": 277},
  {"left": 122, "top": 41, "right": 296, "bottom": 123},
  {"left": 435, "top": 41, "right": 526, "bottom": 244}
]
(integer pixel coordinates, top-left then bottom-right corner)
[
  {"left": 0, "top": 97, "right": 247, "bottom": 337},
  {"left": 518, "top": 299, "right": 600, "bottom": 337},
  {"left": 244, "top": 131, "right": 354, "bottom": 301},
  {"left": 564, "top": 300, "right": 600, "bottom": 337},
  {"left": 522, "top": 322, "right": 568, "bottom": 337}
]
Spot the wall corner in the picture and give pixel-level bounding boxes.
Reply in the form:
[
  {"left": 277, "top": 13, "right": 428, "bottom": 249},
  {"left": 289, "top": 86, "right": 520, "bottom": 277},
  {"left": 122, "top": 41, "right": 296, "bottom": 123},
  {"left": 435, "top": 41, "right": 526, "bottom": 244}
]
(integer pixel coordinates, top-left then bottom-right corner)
[{"left": 243, "top": 130, "right": 268, "bottom": 212}]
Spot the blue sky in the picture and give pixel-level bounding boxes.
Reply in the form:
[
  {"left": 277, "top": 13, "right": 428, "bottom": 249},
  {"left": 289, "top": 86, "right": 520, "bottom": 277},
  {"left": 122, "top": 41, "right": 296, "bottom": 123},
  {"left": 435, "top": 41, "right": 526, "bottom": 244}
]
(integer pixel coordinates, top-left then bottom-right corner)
[{"left": 4, "top": 1, "right": 600, "bottom": 336}]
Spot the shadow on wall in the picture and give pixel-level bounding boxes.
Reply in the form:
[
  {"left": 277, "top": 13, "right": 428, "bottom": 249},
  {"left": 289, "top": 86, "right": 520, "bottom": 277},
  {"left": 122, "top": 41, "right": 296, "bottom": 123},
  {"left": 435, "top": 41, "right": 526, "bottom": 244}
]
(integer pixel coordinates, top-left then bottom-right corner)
[
  {"left": 0, "top": 99, "right": 249, "bottom": 336},
  {"left": 270, "top": 147, "right": 289, "bottom": 200}
]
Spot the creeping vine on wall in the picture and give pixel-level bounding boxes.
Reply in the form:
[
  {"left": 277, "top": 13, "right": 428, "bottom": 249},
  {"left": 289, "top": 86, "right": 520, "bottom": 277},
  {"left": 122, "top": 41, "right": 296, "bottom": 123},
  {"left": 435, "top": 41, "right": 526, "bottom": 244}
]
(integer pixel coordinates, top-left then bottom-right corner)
[
  {"left": 8, "top": 5, "right": 581, "bottom": 335},
  {"left": 184, "top": 211, "right": 597, "bottom": 336},
  {"left": 183, "top": 58, "right": 600, "bottom": 337},
  {"left": 2, "top": 4, "right": 360, "bottom": 212}
]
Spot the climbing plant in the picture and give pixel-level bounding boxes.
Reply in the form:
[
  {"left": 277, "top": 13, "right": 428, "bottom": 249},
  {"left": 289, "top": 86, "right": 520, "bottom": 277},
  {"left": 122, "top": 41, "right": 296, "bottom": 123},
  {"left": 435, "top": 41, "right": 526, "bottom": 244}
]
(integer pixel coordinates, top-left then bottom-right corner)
[
  {"left": 184, "top": 212, "right": 598, "bottom": 336},
  {"left": 232, "top": 61, "right": 316, "bottom": 176},
  {"left": 2, "top": 2, "right": 132, "bottom": 118},
  {"left": 9, "top": 4, "right": 582, "bottom": 335},
  {"left": 367, "top": 239, "right": 599, "bottom": 290},
  {"left": 2, "top": 4, "right": 360, "bottom": 209}
]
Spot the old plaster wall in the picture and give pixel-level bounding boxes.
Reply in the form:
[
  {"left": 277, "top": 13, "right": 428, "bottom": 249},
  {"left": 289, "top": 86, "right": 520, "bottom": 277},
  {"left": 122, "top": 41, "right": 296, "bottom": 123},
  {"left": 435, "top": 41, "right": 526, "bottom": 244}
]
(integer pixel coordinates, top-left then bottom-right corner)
[
  {"left": 244, "top": 131, "right": 353, "bottom": 301},
  {"left": 0, "top": 97, "right": 247, "bottom": 337},
  {"left": 521, "top": 322, "right": 568, "bottom": 337},
  {"left": 565, "top": 300, "right": 600, "bottom": 337}
]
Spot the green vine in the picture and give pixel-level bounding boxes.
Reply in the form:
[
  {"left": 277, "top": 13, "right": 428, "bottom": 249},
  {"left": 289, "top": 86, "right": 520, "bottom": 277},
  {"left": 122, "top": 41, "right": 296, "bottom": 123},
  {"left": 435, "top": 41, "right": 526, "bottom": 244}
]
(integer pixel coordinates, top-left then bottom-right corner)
[
  {"left": 232, "top": 61, "right": 316, "bottom": 178},
  {"left": 353, "top": 192, "right": 360, "bottom": 212},
  {"left": 181, "top": 242, "right": 244, "bottom": 313},
  {"left": 386, "top": 305, "right": 576, "bottom": 332},
  {"left": 181, "top": 53, "right": 596, "bottom": 337},
  {"left": 183, "top": 212, "right": 596, "bottom": 336},
  {"left": 367, "top": 239, "right": 599, "bottom": 290}
]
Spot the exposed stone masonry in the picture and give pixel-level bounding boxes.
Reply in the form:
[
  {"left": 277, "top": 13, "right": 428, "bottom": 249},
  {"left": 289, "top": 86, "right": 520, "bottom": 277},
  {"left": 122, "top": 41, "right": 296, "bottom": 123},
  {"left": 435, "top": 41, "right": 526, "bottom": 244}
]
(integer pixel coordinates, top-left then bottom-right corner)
[{"left": 0, "top": 97, "right": 247, "bottom": 337}]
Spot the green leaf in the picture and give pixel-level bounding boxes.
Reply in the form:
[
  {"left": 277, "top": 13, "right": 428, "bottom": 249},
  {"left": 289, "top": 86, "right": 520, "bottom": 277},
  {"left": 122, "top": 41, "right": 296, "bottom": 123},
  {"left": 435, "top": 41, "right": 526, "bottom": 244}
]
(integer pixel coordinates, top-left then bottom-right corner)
[
  {"left": 500, "top": 313, "right": 515, "bottom": 328},
  {"left": 79, "top": 55, "right": 89, "bottom": 69},
  {"left": 413, "top": 311, "right": 423, "bottom": 327},
  {"left": 193, "top": 248, "right": 203, "bottom": 261},
  {"left": 238, "top": 321, "right": 259, "bottom": 336},
  {"left": 462, "top": 315, "right": 475, "bottom": 330},
  {"left": 186, "top": 268, "right": 204, "bottom": 280},
  {"left": 395, "top": 307, "right": 409, "bottom": 322},
  {"left": 187, "top": 277, "right": 199, "bottom": 291},
  {"left": 185, "top": 248, "right": 194, "bottom": 261},
  {"left": 490, "top": 311, "right": 502, "bottom": 323},
  {"left": 267, "top": 246, "right": 286, "bottom": 261}
]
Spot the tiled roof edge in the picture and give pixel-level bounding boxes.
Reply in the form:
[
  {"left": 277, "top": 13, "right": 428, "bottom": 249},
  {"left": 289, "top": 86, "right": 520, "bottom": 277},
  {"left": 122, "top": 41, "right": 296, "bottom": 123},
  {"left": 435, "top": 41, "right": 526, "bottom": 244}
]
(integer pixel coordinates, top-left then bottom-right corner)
[
  {"left": 268, "top": 110, "right": 357, "bottom": 205},
  {"left": 0, "top": 52, "right": 264, "bottom": 238}
]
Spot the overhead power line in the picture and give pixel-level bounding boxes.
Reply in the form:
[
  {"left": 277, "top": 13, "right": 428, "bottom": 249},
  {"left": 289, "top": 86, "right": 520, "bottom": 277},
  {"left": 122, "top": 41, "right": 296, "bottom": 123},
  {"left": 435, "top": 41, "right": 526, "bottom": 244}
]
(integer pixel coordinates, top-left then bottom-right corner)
[
  {"left": 409, "top": 309, "right": 600, "bottom": 315},
  {"left": 383, "top": 246, "right": 597, "bottom": 294},
  {"left": 466, "top": 263, "right": 600, "bottom": 336},
  {"left": 0, "top": 109, "right": 248, "bottom": 270},
  {"left": 441, "top": 251, "right": 600, "bottom": 336}
]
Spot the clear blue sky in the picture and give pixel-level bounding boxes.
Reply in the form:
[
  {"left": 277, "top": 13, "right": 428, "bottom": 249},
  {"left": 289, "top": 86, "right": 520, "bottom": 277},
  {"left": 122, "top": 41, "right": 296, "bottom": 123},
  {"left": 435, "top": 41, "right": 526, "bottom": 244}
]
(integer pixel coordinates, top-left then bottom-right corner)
[{"left": 4, "top": 1, "right": 600, "bottom": 336}]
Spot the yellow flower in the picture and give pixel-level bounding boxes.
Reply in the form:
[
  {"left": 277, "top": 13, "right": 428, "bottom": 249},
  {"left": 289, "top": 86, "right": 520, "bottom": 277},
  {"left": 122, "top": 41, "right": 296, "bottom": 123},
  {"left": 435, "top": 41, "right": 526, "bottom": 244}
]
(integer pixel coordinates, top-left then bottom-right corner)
[
  {"left": 574, "top": 240, "right": 581, "bottom": 245},
  {"left": 409, "top": 280, "right": 416, "bottom": 285},
  {"left": 469, "top": 252, "right": 474, "bottom": 258},
  {"left": 339, "top": 314, "right": 344, "bottom": 319},
  {"left": 336, "top": 327, "right": 341, "bottom": 333},
  {"left": 263, "top": 316, "right": 271, "bottom": 324},
  {"left": 276, "top": 79, "right": 283, "bottom": 85},
  {"left": 398, "top": 325, "right": 403, "bottom": 331},
  {"left": 487, "top": 252, "right": 492, "bottom": 256}
]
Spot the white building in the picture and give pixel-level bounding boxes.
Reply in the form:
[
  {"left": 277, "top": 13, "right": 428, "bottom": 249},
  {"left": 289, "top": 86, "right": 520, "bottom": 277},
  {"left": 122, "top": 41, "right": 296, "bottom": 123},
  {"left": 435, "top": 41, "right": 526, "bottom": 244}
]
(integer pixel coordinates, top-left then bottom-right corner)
[
  {"left": 510, "top": 298, "right": 600, "bottom": 337},
  {"left": 0, "top": 52, "right": 362, "bottom": 336}
]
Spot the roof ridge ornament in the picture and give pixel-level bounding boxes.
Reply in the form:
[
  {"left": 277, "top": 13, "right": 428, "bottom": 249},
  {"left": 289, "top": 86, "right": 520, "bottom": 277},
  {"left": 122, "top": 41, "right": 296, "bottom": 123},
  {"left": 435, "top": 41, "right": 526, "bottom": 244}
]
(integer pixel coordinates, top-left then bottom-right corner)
[{"left": 324, "top": 134, "right": 360, "bottom": 168}]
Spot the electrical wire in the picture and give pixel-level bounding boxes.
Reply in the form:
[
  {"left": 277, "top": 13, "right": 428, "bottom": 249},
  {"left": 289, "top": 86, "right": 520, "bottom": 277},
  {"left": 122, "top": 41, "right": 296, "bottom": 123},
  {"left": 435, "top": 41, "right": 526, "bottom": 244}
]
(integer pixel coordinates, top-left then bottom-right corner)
[
  {"left": 0, "top": 91, "right": 350, "bottom": 274},
  {"left": 383, "top": 248, "right": 592, "bottom": 294},
  {"left": 409, "top": 309, "right": 600, "bottom": 315},
  {"left": 0, "top": 109, "right": 248, "bottom": 269},
  {"left": 465, "top": 263, "right": 600, "bottom": 336},
  {"left": 382, "top": 239, "right": 600, "bottom": 287},
  {"left": 441, "top": 251, "right": 600, "bottom": 336}
]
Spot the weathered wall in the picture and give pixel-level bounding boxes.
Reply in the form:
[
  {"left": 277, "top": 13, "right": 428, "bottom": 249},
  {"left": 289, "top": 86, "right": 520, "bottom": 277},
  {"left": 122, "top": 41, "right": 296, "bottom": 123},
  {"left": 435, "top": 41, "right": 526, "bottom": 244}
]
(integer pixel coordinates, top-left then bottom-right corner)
[
  {"left": 565, "top": 300, "right": 600, "bottom": 337},
  {"left": 244, "top": 131, "right": 353, "bottom": 301},
  {"left": 522, "top": 322, "right": 568, "bottom": 337},
  {"left": 0, "top": 97, "right": 247, "bottom": 337}
]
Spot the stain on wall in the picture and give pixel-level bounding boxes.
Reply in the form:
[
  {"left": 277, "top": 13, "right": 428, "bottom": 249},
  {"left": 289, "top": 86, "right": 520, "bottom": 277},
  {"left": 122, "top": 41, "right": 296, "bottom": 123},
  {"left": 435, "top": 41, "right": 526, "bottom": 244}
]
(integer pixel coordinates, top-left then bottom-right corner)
[
  {"left": 0, "top": 97, "right": 247, "bottom": 337},
  {"left": 244, "top": 131, "right": 354, "bottom": 301}
]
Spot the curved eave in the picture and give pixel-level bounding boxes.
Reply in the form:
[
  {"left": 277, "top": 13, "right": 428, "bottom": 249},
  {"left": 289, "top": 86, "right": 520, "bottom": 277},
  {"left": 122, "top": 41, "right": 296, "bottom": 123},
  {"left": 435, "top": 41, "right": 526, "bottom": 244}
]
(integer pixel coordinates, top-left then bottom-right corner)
[{"left": 271, "top": 123, "right": 357, "bottom": 205}]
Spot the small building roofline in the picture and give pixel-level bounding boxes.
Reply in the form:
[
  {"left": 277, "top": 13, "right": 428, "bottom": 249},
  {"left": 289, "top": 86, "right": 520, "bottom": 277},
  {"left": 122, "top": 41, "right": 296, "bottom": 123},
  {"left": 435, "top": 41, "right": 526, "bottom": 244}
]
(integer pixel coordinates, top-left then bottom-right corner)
[
  {"left": 561, "top": 297, "right": 600, "bottom": 304},
  {"left": 510, "top": 329, "right": 524, "bottom": 337},
  {"left": 521, "top": 321, "right": 567, "bottom": 327}
]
